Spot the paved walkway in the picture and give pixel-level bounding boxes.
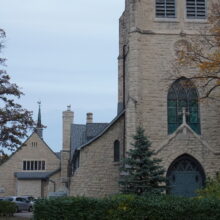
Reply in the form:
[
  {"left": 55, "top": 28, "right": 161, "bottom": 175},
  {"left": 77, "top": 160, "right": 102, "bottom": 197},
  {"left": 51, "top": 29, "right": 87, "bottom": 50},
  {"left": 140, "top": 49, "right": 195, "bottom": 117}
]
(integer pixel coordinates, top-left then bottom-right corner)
[
  {"left": 0, "top": 212, "right": 33, "bottom": 219},
  {"left": 14, "top": 211, "right": 33, "bottom": 219}
]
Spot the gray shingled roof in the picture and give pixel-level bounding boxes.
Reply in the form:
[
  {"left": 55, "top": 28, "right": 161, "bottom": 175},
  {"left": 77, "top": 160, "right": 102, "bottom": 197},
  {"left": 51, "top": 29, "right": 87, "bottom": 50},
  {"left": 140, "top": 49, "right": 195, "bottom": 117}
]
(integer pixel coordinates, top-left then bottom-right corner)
[
  {"left": 86, "top": 123, "right": 109, "bottom": 140},
  {"left": 70, "top": 122, "right": 108, "bottom": 157},
  {"left": 77, "top": 110, "right": 125, "bottom": 151},
  {"left": 15, "top": 169, "right": 60, "bottom": 180},
  {"left": 55, "top": 152, "right": 61, "bottom": 159}
]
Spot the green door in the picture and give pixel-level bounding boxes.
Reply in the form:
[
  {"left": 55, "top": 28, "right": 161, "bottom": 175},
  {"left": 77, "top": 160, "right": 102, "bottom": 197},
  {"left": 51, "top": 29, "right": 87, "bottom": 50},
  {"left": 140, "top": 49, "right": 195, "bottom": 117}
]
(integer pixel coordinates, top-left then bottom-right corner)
[{"left": 167, "top": 155, "right": 205, "bottom": 197}]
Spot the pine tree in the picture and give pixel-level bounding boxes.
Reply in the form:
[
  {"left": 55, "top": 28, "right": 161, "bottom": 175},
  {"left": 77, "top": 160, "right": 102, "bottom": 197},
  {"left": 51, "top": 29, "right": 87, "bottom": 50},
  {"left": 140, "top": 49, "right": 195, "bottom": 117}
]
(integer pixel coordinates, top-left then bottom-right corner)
[
  {"left": 0, "top": 29, "right": 34, "bottom": 154},
  {"left": 119, "top": 127, "right": 166, "bottom": 195}
]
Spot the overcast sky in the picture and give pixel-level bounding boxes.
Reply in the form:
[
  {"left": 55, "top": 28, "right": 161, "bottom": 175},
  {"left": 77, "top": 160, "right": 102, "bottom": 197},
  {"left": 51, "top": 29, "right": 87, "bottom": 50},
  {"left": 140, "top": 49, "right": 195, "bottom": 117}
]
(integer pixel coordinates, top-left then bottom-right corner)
[{"left": 0, "top": 1, "right": 124, "bottom": 152}]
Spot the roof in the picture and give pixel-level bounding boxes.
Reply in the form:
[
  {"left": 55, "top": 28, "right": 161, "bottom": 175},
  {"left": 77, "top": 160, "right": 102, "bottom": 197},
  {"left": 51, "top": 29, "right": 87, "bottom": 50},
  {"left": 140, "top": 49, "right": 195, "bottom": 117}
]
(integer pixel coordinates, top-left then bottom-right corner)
[
  {"left": 78, "top": 110, "right": 125, "bottom": 150},
  {"left": 15, "top": 168, "right": 60, "bottom": 180},
  {"left": 86, "top": 123, "right": 109, "bottom": 140},
  {"left": 71, "top": 110, "right": 125, "bottom": 160},
  {"left": 71, "top": 122, "right": 108, "bottom": 157},
  {"left": 55, "top": 152, "right": 61, "bottom": 159},
  {"left": 0, "top": 132, "right": 60, "bottom": 167}
]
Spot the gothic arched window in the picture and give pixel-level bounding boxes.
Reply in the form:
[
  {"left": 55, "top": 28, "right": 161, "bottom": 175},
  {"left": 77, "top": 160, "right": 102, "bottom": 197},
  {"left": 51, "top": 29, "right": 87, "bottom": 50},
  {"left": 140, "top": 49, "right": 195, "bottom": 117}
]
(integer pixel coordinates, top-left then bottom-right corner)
[
  {"left": 168, "top": 78, "right": 200, "bottom": 134},
  {"left": 114, "top": 140, "right": 120, "bottom": 162}
]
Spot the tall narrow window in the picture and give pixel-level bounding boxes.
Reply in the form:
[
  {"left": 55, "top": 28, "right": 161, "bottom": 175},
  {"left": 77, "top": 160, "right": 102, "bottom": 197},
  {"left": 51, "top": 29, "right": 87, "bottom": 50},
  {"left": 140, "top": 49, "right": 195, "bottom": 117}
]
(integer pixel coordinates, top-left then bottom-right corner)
[
  {"left": 35, "top": 161, "right": 38, "bottom": 170},
  {"left": 156, "top": 0, "right": 176, "bottom": 18},
  {"left": 168, "top": 78, "right": 200, "bottom": 134},
  {"left": 42, "top": 161, "right": 45, "bottom": 170},
  {"left": 114, "top": 140, "right": 120, "bottom": 162},
  {"left": 27, "top": 161, "right": 30, "bottom": 170},
  {"left": 31, "top": 161, "right": 34, "bottom": 170},
  {"left": 23, "top": 161, "right": 26, "bottom": 170},
  {"left": 38, "top": 161, "right": 42, "bottom": 170},
  {"left": 186, "top": 0, "right": 206, "bottom": 19}
]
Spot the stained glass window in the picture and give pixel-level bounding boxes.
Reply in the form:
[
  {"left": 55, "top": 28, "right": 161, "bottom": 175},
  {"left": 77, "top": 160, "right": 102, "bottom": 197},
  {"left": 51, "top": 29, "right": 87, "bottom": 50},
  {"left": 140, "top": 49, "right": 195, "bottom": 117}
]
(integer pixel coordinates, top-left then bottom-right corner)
[{"left": 168, "top": 78, "right": 200, "bottom": 134}]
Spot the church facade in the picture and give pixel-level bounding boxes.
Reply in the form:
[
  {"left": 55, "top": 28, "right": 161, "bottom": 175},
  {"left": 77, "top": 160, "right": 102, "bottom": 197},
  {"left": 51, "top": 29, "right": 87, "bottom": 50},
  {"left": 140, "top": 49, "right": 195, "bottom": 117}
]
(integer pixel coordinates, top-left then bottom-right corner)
[
  {"left": 0, "top": 105, "right": 62, "bottom": 198},
  {"left": 63, "top": 0, "right": 220, "bottom": 198},
  {"left": 1, "top": 0, "right": 220, "bottom": 199}
]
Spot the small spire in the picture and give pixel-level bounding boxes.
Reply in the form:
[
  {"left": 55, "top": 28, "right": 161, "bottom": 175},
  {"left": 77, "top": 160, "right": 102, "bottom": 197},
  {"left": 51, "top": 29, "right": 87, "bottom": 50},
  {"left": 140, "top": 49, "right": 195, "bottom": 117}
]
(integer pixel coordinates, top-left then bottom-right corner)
[
  {"left": 37, "top": 101, "right": 42, "bottom": 128},
  {"left": 35, "top": 101, "right": 43, "bottom": 139}
]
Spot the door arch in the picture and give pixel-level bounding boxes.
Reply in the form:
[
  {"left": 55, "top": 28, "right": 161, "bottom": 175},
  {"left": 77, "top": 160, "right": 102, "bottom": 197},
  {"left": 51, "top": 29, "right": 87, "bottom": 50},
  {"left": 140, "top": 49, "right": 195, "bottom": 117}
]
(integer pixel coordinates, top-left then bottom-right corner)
[{"left": 167, "top": 154, "right": 205, "bottom": 197}]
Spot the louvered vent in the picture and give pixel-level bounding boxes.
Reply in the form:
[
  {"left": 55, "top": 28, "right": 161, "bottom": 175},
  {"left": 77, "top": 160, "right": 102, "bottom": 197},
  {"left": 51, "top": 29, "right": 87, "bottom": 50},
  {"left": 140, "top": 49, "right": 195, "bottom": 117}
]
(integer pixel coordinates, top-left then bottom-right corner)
[
  {"left": 186, "top": 0, "right": 206, "bottom": 19},
  {"left": 156, "top": 0, "right": 176, "bottom": 18}
]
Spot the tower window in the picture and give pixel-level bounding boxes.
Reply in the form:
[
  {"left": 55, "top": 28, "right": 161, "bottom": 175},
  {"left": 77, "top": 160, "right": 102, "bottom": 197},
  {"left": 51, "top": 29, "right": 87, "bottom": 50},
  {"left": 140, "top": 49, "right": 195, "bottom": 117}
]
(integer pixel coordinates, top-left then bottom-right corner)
[
  {"left": 156, "top": 0, "right": 176, "bottom": 18},
  {"left": 31, "top": 142, "right": 37, "bottom": 147},
  {"left": 114, "top": 140, "right": 120, "bottom": 162},
  {"left": 167, "top": 78, "right": 201, "bottom": 134},
  {"left": 186, "top": 0, "right": 206, "bottom": 19}
]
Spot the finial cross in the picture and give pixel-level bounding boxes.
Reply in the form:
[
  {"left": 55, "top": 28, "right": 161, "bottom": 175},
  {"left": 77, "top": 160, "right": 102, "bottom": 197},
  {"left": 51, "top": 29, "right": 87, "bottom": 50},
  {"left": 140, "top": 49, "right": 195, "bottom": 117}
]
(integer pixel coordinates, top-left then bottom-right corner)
[{"left": 178, "top": 107, "right": 189, "bottom": 124}]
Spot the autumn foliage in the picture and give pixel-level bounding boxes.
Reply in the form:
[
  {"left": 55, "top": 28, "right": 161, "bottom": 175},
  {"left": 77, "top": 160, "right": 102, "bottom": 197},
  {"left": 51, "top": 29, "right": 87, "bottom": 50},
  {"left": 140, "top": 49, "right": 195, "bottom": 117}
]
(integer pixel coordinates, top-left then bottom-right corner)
[
  {"left": 0, "top": 29, "right": 34, "bottom": 154},
  {"left": 177, "top": 2, "right": 220, "bottom": 98}
]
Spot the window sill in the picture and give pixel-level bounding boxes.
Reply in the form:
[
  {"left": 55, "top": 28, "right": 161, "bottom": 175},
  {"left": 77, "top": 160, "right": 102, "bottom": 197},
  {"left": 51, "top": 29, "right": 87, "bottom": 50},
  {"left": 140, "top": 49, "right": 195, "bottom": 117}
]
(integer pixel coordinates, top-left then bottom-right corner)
[
  {"left": 154, "top": 18, "right": 180, "bottom": 23},
  {"left": 185, "top": 18, "right": 208, "bottom": 24}
]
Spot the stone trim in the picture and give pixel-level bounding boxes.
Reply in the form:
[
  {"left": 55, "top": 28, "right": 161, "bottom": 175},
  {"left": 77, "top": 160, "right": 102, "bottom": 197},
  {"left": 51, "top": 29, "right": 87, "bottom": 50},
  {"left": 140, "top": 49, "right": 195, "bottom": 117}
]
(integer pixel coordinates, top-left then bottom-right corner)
[{"left": 156, "top": 123, "right": 220, "bottom": 155}]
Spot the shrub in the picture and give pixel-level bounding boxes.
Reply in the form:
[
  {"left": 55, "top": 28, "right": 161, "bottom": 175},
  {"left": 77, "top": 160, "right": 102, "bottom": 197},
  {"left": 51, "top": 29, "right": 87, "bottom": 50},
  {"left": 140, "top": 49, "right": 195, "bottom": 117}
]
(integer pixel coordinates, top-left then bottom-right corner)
[
  {"left": 0, "top": 200, "right": 16, "bottom": 217},
  {"left": 197, "top": 174, "right": 220, "bottom": 199},
  {"left": 34, "top": 194, "right": 220, "bottom": 220}
]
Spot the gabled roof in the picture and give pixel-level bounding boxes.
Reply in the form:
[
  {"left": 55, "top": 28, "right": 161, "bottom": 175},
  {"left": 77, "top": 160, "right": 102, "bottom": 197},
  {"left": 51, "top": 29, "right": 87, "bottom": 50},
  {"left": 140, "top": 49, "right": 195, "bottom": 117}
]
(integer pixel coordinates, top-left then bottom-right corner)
[
  {"left": 15, "top": 168, "right": 60, "bottom": 180},
  {"left": 33, "top": 131, "right": 61, "bottom": 160},
  {"left": 0, "top": 131, "right": 60, "bottom": 166},
  {"left": 71, "top": 110, "right": 125, "bottom": 160},
  {"left": 86, "top": 123, "right": 109, "bottom": 140},
  {"left": 70, "top": 122, "right": 108, "bottom": 157}
]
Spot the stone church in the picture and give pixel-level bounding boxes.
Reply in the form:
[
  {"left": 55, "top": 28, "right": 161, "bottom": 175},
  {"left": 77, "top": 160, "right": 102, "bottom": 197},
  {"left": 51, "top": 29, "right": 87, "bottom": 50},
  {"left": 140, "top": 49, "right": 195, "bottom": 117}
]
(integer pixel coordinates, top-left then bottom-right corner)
[
  {"left": 0, "top": 105, "right": 62, "bottom": 198},
  {"left": 1, "top": 0, "right": 220, "bottom": 198},
  {"left": 63, "top": 0, "right": 220, "bottom": 198}
]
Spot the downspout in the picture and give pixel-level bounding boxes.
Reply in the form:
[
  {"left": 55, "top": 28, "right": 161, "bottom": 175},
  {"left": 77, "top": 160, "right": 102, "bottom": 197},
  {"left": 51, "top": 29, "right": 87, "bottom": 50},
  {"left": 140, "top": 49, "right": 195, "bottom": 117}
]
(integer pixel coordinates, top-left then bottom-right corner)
[{"left": 122, "top": 44, "right": 129, "bottom": 159}]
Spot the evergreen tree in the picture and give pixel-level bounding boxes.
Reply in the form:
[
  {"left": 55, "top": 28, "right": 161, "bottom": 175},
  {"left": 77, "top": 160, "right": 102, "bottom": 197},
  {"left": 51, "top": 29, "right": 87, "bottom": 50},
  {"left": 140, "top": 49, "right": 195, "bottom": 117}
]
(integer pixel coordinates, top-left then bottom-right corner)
[
  {"left": 119, "top": 127, "right": 166, "bottom": 195},
  {"left": 0, "top": 29, "right": 34, "bottom": 154}
]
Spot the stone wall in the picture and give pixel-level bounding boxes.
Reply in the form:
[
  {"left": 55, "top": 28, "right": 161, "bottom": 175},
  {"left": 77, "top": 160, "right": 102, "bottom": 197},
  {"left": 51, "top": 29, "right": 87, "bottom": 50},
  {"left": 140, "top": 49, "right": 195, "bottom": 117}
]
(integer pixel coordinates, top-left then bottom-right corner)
[{"left": 70, "top": 115, "right": 124, "bottom": 198}]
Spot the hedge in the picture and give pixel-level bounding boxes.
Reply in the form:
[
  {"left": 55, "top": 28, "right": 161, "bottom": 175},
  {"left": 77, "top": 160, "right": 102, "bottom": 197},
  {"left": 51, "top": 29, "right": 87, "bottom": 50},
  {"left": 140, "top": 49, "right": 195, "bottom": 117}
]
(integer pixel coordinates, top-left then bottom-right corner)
[
  {"left": 0, "top": 200, "right": 16, "bottom": 216},
  {"left": 34, "top": 194, "right": 220, "bottom": 220}
]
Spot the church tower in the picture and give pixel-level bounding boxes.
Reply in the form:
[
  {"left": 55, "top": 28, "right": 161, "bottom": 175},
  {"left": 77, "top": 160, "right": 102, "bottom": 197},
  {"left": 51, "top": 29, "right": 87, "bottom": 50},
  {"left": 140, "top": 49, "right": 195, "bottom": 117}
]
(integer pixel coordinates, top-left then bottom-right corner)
[{"left": 119, "top": 0, "right": 220, "bottom": 197}]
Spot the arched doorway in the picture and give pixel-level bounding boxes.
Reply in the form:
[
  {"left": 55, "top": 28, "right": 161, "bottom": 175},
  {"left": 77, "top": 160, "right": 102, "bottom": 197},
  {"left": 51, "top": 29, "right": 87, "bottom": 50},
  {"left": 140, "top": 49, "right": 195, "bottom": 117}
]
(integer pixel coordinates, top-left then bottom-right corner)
[{"left": 167, "top": 154, "right": 205, "bottom": 197}]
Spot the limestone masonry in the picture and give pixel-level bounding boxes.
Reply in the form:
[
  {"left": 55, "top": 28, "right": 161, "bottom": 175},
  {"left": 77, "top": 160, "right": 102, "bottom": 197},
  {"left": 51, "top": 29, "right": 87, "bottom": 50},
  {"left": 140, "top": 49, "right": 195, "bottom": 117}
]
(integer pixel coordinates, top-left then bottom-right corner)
[{"left": 1, "top": 0, "right": 219, "bottom": 198}]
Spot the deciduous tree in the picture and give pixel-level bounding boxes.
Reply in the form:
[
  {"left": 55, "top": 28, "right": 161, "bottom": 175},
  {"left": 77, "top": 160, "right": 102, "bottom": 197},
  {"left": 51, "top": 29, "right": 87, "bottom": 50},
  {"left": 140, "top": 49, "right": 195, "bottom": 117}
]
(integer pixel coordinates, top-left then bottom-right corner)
[
  {"left": 0, "top": 29, "right": 34, "bottom": 154},
  {"left": 176, "top": 2, "right": 220, "bottom": 99}
]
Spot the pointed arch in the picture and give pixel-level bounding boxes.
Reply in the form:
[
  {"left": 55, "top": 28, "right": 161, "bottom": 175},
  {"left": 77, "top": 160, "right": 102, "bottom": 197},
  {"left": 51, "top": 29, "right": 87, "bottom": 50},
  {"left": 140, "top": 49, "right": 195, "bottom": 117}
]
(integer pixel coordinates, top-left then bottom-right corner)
[
  {"left": 167, "top": 154, "right": 205, "bottom": 197},
  {"left": 167, "top": 77, "right": 201, "bottom": 134}
]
